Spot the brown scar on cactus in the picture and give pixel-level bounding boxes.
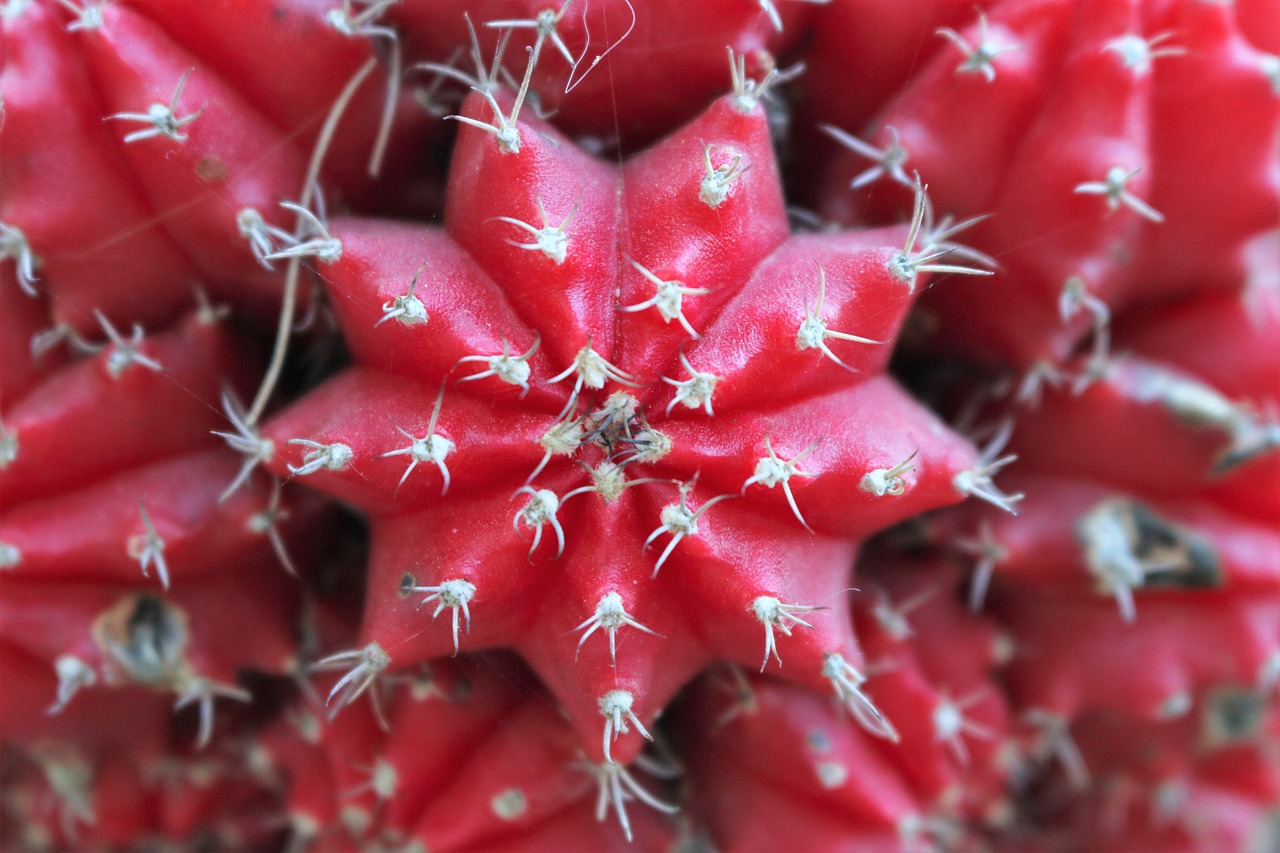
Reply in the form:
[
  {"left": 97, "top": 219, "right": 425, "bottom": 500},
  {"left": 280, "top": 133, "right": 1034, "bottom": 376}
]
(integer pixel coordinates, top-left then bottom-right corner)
[
  {"left": 1077, "top": 498, "right": 1222, "bottom": 623},
  {"left": 88, "top": 594, "right": 250, "bottom": 748}
]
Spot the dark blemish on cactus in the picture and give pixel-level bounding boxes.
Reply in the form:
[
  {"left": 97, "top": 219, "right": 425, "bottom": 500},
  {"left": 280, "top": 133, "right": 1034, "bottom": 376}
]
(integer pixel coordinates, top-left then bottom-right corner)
[
  {"left": 195, "top": 156, "right": 229, "bottom": 184},
  {"left": 1077, "top": 498, "right": 1221, "bottom": 621},
  {"left": 1120, "top": 502, "right": 1220, "bottom": 589},
  {"left": 1201, "top": 686, "right": 1265, "bottom": 748},
  {"left": 93, "top": 593, "right": 189, "bottom": 686}
]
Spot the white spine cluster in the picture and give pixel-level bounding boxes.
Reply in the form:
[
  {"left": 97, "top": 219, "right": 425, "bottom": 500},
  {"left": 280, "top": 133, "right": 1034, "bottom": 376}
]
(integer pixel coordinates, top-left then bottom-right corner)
[
  {"left": 573, "top": 592, "right": 660, "bottom": 666},
  {"left": 404, "top": 578, "right": 478, "bottom": 654},
  {"left": 859, "top": 451, "right": 918, "bottom": 497},
  {"left": 513, "top": 487, "right": 565, "bottom": 559},
  {"left": 699, "top": 144, "right": 747, "bottom": 208},
  {"left": 796, "top": 265, "right": 882, "bottom": 371},
  {"left": 752, "top": 596, "right": 821, "bottom": 670},
  {"left": 598, "top": 689, "right": 653, "bottom": 764},
  {"left": 622, "top": 260, "right": 710, "bottom": 339},
  {"left": 380, "top": 385, "right": 456, "bottom": 495},
  {"left": 287, "top": 439, "right": 354, "bottom": 476},
  {"left": 105, "top": 68, "right": 204, "bottom": 144},
  {"left": 742, "top": 436, "right": 820, "bottom": 530}
]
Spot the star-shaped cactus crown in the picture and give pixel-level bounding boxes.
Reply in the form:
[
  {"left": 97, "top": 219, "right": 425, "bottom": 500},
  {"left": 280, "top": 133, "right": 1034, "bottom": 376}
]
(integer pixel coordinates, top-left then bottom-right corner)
[{"left": 262, "top": 56, "right": 1001, "bottom": 773}]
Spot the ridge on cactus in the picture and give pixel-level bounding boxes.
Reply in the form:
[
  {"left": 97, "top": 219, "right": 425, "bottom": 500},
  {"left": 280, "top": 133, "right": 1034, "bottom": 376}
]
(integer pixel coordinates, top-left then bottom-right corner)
[
  {"left": 0, "top": 0, "right": 440, "bottom": 337},
  {"left": 808, "top": 0, "right": 1279, "bottom": 374},
  {"left": 0, "top": 308, "right": 324, "bottom": 755}
]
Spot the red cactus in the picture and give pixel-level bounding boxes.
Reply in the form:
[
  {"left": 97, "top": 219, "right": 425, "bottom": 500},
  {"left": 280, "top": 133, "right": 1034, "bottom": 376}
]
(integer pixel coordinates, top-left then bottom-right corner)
[
  {"left": 1, "top": 0, "right": 1277, "bottom": 849},
  {"left": 264, "top": 654, "right": 677, "bottom": 850},
  {"left": 391, "top": 0, "right": 816, "bottom": 149},
  {"left": 0, "top": 0, "right": 434, "bottom": 335},
  {"left": 257, "top": 67, "right": 1000, "bottom": 785},
  {"left": 0, "top": 309, "right": 319, "bottom": 752},
  {"left": 673, "top": 560, "right": 1013, "bottom": 852},
  {"left": 810, "top": 0, "right": 1280, "bottom": 370}
]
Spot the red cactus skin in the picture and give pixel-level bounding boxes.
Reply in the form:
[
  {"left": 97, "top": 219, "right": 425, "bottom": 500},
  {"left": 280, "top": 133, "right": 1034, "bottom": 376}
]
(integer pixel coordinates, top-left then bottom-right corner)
[
  {"left": 0, "top": 0, "right": 433, "bottom": 335},
  {"left": 851, "top": 559, "right": 1013, "bottom": 817},
  {"left": 809, "top": 0, "right": 1280, "bottom": 369},
  {"left": 995, "top": 585, "right": 1280, "bottom": 728},
  {"left": 392, "top": 0, "right": 814, "bottom": 150},
  {"left": 260, "top": 69, "right": 996, "bottom": 780},
  {"left": 677, "top": 674, "right": 929, "bottom": 853},
  {"left": 0, "top": 651, "right": 171, "bottom": 849},
  {"left": 1038, "top": 706, "right": 1280, "bottom": 852},
  {"left": 0, "top": 268, "right": 61, "bottom": 403},
  {"left": 1008, "top": 364, "right": 1280, "bottom": 527},
  {"left": 788, "top": 0, "right": 998, "bottom": 206},
  {"left": 1115, "top": 247, "right": 1279, "bottom": 405},
  {"left": 911, "top": 173, "right": 1280, "bottom": 609},
  {"left": 944, "top": 272, "right": 1280, "bottom": 623},
  {"left": 0, "top": 311, "right": 259, "bottom": 510},
  {"left": 0, "top": 307, "right": 327, "bottom": 757},
  {"left": 672, "top": 561, "right": 1012, "bottom": 852},
  {"left": 0, "top": 647, "right": 284, "bottom": 851},
  {"left": 910, "top": 220, "right": 1280, "bottom": 848},
  {"left": 109, "top": 0, "right": 436, "bottom": 214},
  {"left": 931, "top": 385, "right": 1280, "bottom": 714},
  {"left": 263, "top": 655, "right": 676, "bottom": 851},
  {"left": 1129, "top": 272, "right": 1280, "bottom": 513}
]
